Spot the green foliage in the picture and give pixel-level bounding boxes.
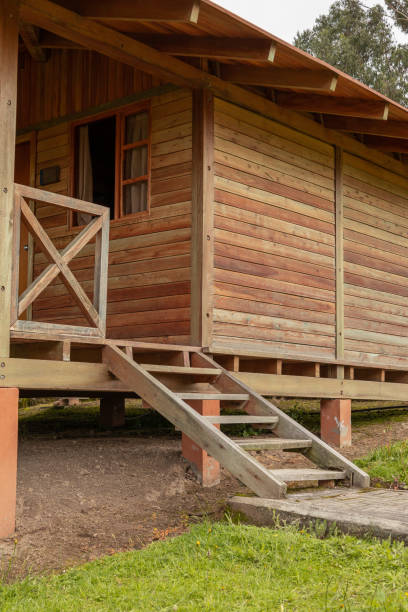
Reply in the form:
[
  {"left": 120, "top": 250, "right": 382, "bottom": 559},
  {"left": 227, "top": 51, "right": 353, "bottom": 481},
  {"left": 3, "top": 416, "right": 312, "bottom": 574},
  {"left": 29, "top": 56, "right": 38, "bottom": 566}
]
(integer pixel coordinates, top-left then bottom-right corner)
[
  {"left": 294, "top": 0, "right": 408, "bottom": 106},
  {"left": 2, "top": 522, "right": 408, "bottom": 610},
  {"left": 385, "top": 0, "right": 408, "bottom": 33},
  {"left": 356, "top": 439, "right": 408, "bottom": 486}
]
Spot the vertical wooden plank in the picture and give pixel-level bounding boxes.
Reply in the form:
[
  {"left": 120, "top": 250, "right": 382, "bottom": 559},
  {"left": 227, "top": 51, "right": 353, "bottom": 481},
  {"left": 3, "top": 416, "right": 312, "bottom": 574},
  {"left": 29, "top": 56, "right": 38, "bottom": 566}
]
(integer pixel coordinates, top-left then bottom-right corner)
[
  {"left": 93, "top": 210, "right": 110, "bottom": 337},
  {"left": 191, "top": 89, "right": 214, "bottom": 347},
  {"left": 335, "top": 147, "right": 344, "bottom": 363},
  {"left": 0, "top": 0, "right": 19, "bottom": 358},
  {"left": 9, "top": 195, "right": 21, "bottom": 327}
]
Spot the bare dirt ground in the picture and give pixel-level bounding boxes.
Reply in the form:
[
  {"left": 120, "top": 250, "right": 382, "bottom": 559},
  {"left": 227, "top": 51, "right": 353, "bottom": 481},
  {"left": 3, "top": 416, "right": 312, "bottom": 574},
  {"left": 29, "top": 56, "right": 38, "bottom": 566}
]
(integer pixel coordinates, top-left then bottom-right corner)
[{"left": 1, "top": 403, "right": 407, "bottom": 580}]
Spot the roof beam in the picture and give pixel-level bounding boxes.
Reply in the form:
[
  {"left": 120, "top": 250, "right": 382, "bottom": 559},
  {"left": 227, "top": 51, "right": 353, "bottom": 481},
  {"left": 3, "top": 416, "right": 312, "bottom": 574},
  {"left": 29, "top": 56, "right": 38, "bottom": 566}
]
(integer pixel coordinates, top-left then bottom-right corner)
[
  {"left": 19, "top": 23, "right": 47, "bottom": 61},
  {"left": 139, "top": 36, "right": 276, "bottom": 62},
  {"left": 363, "top": 136, "right": 408, "bottom": 153},
  {"left": 20, "top": 0, "right": 408, "bottom": 176},
  {"left": 53, "top": 0, "right": 201, "bottom": 23},
  {"left": 220, "top": 66, "right": 338, "bottom": 92},
  {"left": 38, "top": 32, "right": 276, "bottom": 62},
  {"left": 276, "top": 92, "right": 389, "bottom": 120},
  {"left": 20, "top": 0, "right": 209, "bottom": 88},
  {"left": 323, "top": 116, "right": 408, "bottom": 138}
]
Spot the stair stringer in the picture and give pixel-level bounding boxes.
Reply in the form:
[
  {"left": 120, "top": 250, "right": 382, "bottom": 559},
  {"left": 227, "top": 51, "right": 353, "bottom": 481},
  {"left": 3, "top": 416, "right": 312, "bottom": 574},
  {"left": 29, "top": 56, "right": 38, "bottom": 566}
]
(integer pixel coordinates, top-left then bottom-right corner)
[
  {"left": 103, "top": 344, "right": 287, "bottom": 498},
  {"left": 194, "top": 352, "right": 370, "bottom": 488}
]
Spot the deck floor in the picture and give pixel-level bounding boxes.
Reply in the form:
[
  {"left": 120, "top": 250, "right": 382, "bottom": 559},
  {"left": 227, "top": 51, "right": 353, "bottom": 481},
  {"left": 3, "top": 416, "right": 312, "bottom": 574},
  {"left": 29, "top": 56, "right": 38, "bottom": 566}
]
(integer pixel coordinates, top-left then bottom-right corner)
[{"left": 229, "top": 488, "right": 408, "bottom": 542}]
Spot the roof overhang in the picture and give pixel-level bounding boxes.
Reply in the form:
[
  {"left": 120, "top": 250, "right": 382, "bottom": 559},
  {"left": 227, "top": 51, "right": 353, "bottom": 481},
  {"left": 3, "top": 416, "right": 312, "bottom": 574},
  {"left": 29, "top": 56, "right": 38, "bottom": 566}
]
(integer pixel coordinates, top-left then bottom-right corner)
[{"left": 18, "top": 0, "right": 408, "bottom": 161}]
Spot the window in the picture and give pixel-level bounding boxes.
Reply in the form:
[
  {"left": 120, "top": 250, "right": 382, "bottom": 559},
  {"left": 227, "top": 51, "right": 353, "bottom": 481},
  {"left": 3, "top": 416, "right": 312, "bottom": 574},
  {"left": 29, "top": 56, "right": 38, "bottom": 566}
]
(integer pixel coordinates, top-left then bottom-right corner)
[{"left": 72, "top": 103, "right": 151, "bottom": 226}]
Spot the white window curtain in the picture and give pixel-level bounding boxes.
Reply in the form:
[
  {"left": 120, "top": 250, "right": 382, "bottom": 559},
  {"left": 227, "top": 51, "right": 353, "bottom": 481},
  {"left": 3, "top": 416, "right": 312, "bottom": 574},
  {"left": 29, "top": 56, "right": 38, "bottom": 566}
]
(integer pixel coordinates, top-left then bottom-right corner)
[
  {"left": 76, "top": 125, "right": 93, "bottom": 225},
  {"left": 124, "top": 113, "right": 148, "bottom": 215}
]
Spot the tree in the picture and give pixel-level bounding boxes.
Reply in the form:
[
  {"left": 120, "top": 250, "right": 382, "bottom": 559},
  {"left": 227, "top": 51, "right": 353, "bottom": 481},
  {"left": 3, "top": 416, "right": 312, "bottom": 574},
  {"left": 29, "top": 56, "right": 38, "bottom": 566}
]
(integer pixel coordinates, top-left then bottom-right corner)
[
  {"left": 294, "top": 0, "right": 408, "bottom": 106},
  {"left": 385, "top": 0, "right": 408, "bottom": 33}
]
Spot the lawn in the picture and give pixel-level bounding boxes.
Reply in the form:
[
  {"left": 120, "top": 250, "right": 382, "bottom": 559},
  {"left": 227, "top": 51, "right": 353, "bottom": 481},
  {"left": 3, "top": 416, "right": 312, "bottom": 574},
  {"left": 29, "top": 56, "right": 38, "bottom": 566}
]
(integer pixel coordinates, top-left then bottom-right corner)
[
  {"left": 356, "top": 440, "right": 408, "bottom": 488},
  {"left": 1, "top": 521, "right": 408, "bottom": 611}
]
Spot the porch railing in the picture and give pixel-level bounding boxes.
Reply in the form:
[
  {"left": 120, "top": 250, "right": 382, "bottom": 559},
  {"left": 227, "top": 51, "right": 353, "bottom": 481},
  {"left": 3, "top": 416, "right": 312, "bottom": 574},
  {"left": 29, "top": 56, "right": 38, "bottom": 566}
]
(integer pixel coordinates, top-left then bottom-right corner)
[{"left": 10, "top": 184, "right": 110, "bottom": 339}]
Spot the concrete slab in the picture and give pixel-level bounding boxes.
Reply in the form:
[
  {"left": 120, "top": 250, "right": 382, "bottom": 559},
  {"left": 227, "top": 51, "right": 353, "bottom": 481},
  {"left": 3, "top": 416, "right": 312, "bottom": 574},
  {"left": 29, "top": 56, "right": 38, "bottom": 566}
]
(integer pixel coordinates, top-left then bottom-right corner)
[{"left": 228, "top": 488, "right": 408, "bottom": 542}]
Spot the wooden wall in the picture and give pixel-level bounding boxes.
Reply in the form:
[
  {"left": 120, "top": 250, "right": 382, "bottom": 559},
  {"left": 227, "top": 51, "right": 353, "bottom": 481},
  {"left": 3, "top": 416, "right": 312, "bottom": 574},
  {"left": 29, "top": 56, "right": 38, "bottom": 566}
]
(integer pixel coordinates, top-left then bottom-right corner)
[
  {"left": 30, "top": 87, "right": 192, "bottom": 343},
  {"left": 212, "top": 98, "right": 336, "bottom": 360},
  {"left": 343, "top": 153, "right": 408, "bottom": 367},
  {"left": 17, "top": 49, "right": 162, "bottom": 130}
]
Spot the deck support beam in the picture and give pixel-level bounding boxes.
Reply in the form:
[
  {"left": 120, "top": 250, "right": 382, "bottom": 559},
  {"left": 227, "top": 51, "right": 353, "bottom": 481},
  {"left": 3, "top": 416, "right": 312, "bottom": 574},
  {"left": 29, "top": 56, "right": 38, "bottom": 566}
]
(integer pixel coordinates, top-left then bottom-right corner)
[
  {"left": 0, "top": 388, "right": 19, "bottom": 538},
  {"left": 320, "top": 398, "right": 351, "bottom": 448},
  {"left": 100, "top": 394, "right": 125, "bottom": 428},
  {"left": 0, "top": 0, "right": 19, "bottom": 358},
  {"left": 182, "top": 399, "right": 220, "bottom": 486}
]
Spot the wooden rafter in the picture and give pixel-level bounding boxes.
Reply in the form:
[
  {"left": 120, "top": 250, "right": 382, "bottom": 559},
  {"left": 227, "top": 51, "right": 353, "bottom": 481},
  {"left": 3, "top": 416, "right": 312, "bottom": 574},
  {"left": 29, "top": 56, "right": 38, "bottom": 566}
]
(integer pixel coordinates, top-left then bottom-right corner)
[
  {"left": 20, "top": 0, "right": 408, "bottom": 173},
  {"left": 363, "top": 136, "right": 408, "bottom": 152},
  {"left": 220, "top": 66, "right": 338, "bottom": 92},
  {"left": 39, "top": 32, "right": 276, "bottom": 62},
  {"left": 54, "top": 0, "right": 200, "bottom": 23},
  {"left": 19, "top": 22, "right": 47, "bottom": 61},
  {"left": 138, "top": 36, "right": 276, "bottom": 62},
  {"left": 323, "top": 116, "right": 408, "bottom": 138},
  {"left": 276, "top": 92, "right": 389, "bottom": 120}
]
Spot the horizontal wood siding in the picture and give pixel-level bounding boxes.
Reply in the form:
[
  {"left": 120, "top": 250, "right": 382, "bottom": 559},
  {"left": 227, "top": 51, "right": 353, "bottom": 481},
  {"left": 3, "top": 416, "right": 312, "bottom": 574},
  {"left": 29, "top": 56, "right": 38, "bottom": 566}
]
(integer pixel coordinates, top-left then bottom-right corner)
[
  {"left": 17, "top": 49, "right": 162, "bottom": 130},
  {"left": 344, "top": 153, "right": 408, "bottom": 366},
  {"left": 212, "top": 98, "right": 336, "bottom": 358},
  {"left": 32, "top": 88, "right": 192, "bottom": 343}
]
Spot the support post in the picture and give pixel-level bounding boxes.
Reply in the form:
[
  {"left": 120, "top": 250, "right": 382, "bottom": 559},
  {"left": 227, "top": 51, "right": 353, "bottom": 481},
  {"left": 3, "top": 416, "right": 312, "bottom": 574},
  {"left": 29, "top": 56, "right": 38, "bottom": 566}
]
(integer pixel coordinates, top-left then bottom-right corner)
[
  {"left": 191, "top": 89, "right": 214, "bottom": 348},
  {"left": 335, "top": 147, "right": 344, "bottom": 364},
  {"left": 181, "top": 399, "right": 220, "bottom": 486},
  {"left": 320, "top": 398, "right": 351, "bottom": 448},
  {"left": 0, "top": 0, "right": 19, "bottom": 359},
  {"left": 0, "top": 388, "right": 19, "bottom": 538},
  {"left": 100, "top": 395, "right": 126, "bottom": 428}
]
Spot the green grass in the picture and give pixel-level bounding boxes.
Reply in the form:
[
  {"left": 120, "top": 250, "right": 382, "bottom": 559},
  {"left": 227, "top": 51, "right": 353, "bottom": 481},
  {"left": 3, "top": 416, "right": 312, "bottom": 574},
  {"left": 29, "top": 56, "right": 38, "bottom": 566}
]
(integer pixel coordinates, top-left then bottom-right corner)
[
  {"left": 2, "top": 522, "right": 408, "bottom": 611},
  {"left": 356, "top": 440, "right": 408, "bottom": 487}
]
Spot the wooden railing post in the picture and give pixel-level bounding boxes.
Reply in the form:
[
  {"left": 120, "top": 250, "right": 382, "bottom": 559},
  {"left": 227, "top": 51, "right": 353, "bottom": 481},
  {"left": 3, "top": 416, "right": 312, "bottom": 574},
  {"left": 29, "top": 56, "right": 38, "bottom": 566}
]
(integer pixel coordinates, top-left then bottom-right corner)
[{"left": 0, "top": 0, "right": 19, "bottom": 358}]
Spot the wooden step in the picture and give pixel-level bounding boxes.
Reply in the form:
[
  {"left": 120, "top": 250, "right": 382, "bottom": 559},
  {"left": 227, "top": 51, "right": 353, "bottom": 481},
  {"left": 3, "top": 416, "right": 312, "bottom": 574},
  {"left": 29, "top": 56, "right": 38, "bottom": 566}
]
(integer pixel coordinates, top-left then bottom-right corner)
[
  {"left": 140, "top": 364, "right": 221, "bottom": 376},
  {"left": 269, "top": 468, "right": 346, "bottom": 483},
  {"left": 206, "top": 415, "right": 279, "bottom": 425},
  {"left": 236, "top": 438, "right": 313, "bottom": 451},
  {"left": 176, "top": 393, "right": 249, "bottom": 401}
]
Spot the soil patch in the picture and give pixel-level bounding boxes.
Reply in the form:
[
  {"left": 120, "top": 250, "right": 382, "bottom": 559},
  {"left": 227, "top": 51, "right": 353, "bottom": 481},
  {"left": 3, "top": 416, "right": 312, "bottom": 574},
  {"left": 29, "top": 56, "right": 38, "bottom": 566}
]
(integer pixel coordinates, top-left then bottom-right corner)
[{"left": 1, "top": 403, "right": 408, "bottom": 580}]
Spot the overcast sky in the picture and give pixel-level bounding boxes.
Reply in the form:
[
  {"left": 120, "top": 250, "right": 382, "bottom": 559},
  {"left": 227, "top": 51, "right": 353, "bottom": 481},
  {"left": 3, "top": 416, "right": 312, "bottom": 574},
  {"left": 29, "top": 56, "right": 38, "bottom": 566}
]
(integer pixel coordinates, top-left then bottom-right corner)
[{"left": 213, "top": 0, "right": 407, "bottom": 44}]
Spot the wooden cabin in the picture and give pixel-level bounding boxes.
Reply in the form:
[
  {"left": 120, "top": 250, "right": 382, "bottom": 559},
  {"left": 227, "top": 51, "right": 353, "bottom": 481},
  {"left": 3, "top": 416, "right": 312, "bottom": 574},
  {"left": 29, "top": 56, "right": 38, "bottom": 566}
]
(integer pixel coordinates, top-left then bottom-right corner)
[{"left": 2, "top": 0, "right": 408, "bottom": 537}]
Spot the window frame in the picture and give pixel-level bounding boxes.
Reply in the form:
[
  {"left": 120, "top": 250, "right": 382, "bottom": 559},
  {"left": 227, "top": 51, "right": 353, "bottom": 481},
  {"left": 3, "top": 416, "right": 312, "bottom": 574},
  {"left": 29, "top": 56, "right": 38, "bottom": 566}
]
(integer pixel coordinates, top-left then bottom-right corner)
[{"left": 69, "top": 100, "right": 151, "bottom": 229}]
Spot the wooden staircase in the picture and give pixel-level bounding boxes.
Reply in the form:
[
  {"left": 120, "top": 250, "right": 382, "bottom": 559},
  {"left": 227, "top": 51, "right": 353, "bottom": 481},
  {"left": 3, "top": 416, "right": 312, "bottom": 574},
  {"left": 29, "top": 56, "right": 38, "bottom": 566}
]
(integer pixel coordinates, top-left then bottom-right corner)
[{"left": 103, "top": 344, "right": 369, "bottom": 499}]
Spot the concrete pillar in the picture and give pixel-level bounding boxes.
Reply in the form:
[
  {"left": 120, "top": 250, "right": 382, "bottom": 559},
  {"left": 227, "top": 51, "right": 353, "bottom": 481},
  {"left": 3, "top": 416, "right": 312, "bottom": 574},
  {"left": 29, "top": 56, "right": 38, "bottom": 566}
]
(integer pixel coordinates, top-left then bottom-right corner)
[
  {"left": 0, "top": 388, "right": 19, "bottom": 538},
  {"left": 182, "top": 399, "right": 220, "bottom": 487},
  {"left": 320, "top": 398, "right": 351, "bottom": 447},
  {"left": 100, "top": 395, "right": 125, "bottom": 428}
]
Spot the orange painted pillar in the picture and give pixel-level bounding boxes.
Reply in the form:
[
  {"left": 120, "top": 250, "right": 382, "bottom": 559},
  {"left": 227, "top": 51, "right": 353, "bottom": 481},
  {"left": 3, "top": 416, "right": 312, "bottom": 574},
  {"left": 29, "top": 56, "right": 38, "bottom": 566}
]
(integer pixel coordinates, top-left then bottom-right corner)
[
  {"left": 182, "top": 399, "right": 220, "bottom": 487},
  {"left": 0, "top": 388, "right": 19, "bottom": 538},
  {"left": 320, "top": 398, "right": 351, "bottom": 447}
]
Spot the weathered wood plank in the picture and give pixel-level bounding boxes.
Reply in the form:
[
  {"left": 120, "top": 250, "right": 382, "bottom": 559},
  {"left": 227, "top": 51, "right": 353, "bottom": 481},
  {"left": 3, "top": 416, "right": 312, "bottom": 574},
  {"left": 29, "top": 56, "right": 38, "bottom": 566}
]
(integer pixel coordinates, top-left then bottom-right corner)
[{"left": 0, "top": 0, "right": 19, "bottom": 357}]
